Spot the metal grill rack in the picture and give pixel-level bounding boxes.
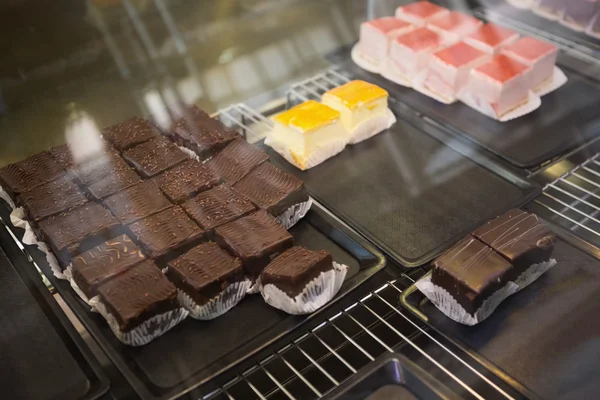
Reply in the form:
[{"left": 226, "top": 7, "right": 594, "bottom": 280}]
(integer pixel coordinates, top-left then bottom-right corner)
[
  {"left": 197, "top": 100, "right": 525, "bottom": 400},
  {"left": 531, "top": 152, "right": 600, "bottom": 247}
]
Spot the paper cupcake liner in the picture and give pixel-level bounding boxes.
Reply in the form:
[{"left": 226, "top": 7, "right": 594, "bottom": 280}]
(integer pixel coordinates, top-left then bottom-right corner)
[
  {"left": 457, "top": 89, "right": 541, "bottom": 122},
  {"left": 264, "top": 135, "right": 346, "bottom": 171},
  {"left": 350, "top": 43, "right": 381, "bottom": 74},
  {"left": 64, "top": 266, "right": 95, "bottom": 307},
  {"left": 559, "top": 16, "right": 587, "bottom": 32},
  {"left": 532, "top": 4, "right": 564, "bottom": 21},
  {"left": 90, "top": 296, "right": 188, "bottom": 346},
  {"left": 276, "top": 198, "right": 313, "bottom": 229},
  {"left": 535, "top": 66, "right": 568, "bottom": 97},
  {"left": 260, "top": 262, "right": 348, "bottom": 315},
  {"left": 506, "top": 0, "right": 534, "bottom": 9},
  {"left": 0, "top": 185, "right": 16, "bottom": 210},
  {"left": 412, "top": 71, "right": 457, "bottom": 105},
  {"left": 10, "top": 207, "right": 64, "bottom": 279},
  {"left": 348, "top": 109, "right": 396, "bottom": 145},
  {"left": 380, "top": 58, "right": 413, "bottom": 88},
  {"left": 415, "top": 258, "right": 557, "bottom": 326},
  {"left": 176, "top": 278, "right": 252, "bottom": 320}
]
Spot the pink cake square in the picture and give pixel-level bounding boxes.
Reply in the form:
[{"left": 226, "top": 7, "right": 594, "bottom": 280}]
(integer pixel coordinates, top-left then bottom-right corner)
[
  {"left": 423, "top": 42, "right": 490, "bottom": 100},
  {"left": 359, "top": 17, "right": 416, "bottom": 62},
  {"left": 502, "top": 37, "right": 558, "bottom": 89},
  {"left": 389, "top": 27, "right": 443, "bottom": 80},
  {"left": 427, "top": 11, "right": 483, "bottom": 44},
  {"left": 467, "top": 54, "right": 532, "bottom": 117},
  {"left": 464, "top": 23, "right": 519, "bottom": 54},
  {"left": 395, "top": 1, "right": 449, "bottom": 26}
]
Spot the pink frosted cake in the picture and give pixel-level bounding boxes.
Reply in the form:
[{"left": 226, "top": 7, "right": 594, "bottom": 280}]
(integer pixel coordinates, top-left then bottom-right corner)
[
  {"left": 466, "top": 54, "right": 532, "bottom": 117},
  {"left": 502, "top": 37, "right": 558, "bottom": 89},
  {"left": 388, "top": 27, "right": 443, "bottom": 81},
  {"left": 359, "top": 17, "right": 415, "bottom": 63},
  {"left": 395, "top": 1, "right": 449, "bottom": 26},
  {"left": 423, "top": 42, "right": 490, "bottom": 101},
  {"left": 426, "top": 11, "right": 483, "bottom": 44},
  {"left": 464, "top": 23, "right": 519, "bottom": 54}
]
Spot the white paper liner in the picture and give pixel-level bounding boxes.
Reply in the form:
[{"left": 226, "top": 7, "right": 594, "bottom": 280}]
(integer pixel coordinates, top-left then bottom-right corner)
[
  {"left": 412, "top": 71, "right": 457, "bottom": 105},
  {"left": 276, "top": 198, "right": 313, "bottom": 229},
  {"left": 90, "top": 296, "right": 188, "bottom": 346},
  {"left": 350, "top": 43, "right": 381, "bottom": 74},
  {"left": 176, "top": 278, "right": 252, "bottom": 320},
  {"left": 264, "top": 135, "right": 346, "bottom": 171},
  {"left": 348, "top": 109, "right": 396, "bottom": 144},
  {"left": 586, "top": 17, "right": 600, "bottom": 39},
  {"left": 506, "top": 0, "right": 534, "bottom": 9},
  {"left": 247, "top": 282, "right": 260, "bottom": 294},
  {"left": 534, "top": 66, "right": 568, "bottom": 97},
  {"left": 0, "top": 186, "right": 16, "bottom": 210},
  {"left": 532, "top": 5, "right": 563, "bottom": 21},
  {"left": 64, "top": 266, "right": 95, "bottom": 307},
  {"left": 10, "top": 207, "right": 64, "bottom": 279},
  {"left": 415, "top": 258, "right": 557, "bottom": 326},
  {"left": 380, "top": 58, "right": 413, "bottom": 88},
  {"left": 559, "top": 16, "right": 587, "bottom": 32},
  {"left": 260, "top": 262, "right": 348, "bottom": 315},
  {"left": 457, "top": 89, "right": 541, "bottom": 122}
]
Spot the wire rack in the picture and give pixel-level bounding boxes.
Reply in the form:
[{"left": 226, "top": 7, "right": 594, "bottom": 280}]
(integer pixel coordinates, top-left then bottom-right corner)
[
  {"left": 530, "top": 152, "right": 600, "bottom": 247},
  {"left": 200, "top": 98, "right": 525, "bottom": 400}
]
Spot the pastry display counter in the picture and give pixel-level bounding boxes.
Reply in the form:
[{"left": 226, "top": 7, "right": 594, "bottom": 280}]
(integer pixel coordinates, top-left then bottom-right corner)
[{"left": 3, "top": 1, "right": 600, "bottom": 400}]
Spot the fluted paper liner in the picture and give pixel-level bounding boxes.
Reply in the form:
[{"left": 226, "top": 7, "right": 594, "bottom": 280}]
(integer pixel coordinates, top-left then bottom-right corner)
[
  {"left": 412, "top": 71, "right": 457, "bottom": 105},
  {"left": 64, "top": 266, "right": 95, "bottom": 307},
  {"left": 350, "top": 43, "right": 381, "bottom": 74},
  {"left": 260, "top": 262, "right": 348, "bottom": 315},
  {"left": 276, "top": 198, "right": 312, "bottom": 230},
  {"left": 415, "top": 258, "right": 557, "bottom": 326},
  {"left": 457, "top": 89, "right": 541, "bottom": 122},
  {"left": 379, "top": 58, "right": 414, "bottom": 88},
  {"left": 348, "top": 109, "right": 396, "bottom": 145},
  {"left": 9, "top": 206, "right": 64, "bottom": 279},
  {"left": 264, "top": 135, "right": 346, "bottom": 171},
  {"left": 90, "top": 296, "right": 188, "bottom": 346},
  {"left": 534, "top": 67, "right": 567, "bottom": 97},
  {"left": 176, "top": 278, "right": 252, "bottom": 320},
  {"left": 0, "top": 186, "right": 16, "bottom": 209}
]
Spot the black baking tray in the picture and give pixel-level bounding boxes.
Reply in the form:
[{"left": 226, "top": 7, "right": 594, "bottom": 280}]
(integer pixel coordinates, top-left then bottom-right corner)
[
  {"left": 0, "top": 201, "right": 386, "bottom": 400},
  {"left": 330, "top": 14, "right": 600, "bottom": 169},
  {"left": 321, "top": 353, "right": 460, "bottom": 400},
  {"left": 0, "top": 223, "right": 109, "bottom": 400},
  {"left": 400, "top": 229, "right": 600, "bottom": 400},
  {"left": 260, "top": 106, "right": 539, "bottom": 267}
]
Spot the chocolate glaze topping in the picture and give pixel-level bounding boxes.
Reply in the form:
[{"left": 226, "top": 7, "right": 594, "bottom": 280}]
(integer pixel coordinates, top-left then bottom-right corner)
[
  {"left": 206, "top": 139, "right": 269, "bottom": 185},
  {"left": 102, "top": 116, "right": 158, "bottom": 151},
  {"left": 152, "top": 159, "right": 220, "bottom": 203},
  {"left": 105, "top": 180, "right": 172, "bottom": 225},
  {"left": 71, "top": 152, "right": 125, "bottom": 186},
  {"left": 0, "top": 151, "right": 65, "bottom": 196},
  {"left": 20, "top": 176, "right": 88, "bottom": 221},
  {"left": 86, "top": 160, "right": 141, "bottom": 199},
  {"left": 123, "top": 136, "right": 188, "bottom": 178}
]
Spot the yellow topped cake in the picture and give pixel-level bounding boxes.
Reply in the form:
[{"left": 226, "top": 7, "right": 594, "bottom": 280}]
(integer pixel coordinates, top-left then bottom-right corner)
[
  {"left": 322, "top": 80, "right": 396, "bottom": 144},
  {"left": 265, "top": 100, "right": 348, "bottom": 170}
]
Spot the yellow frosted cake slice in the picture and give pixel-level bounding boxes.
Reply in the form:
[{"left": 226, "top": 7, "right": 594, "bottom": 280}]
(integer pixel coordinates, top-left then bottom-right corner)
[
  {"left": 266, "top": 100, "right": 348, "bottom": 170},
  {"left": 322, "top": 80, "right": 395, "bottom": 144}
]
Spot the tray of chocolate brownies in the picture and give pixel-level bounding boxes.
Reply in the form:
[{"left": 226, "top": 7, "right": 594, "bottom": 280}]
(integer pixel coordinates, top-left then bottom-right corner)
[
  {"left": 331, "top": 0, "right": 600, "bottom": 169},
  {"left": 0, "top": 106, "right": 385, "bottom": 399}
]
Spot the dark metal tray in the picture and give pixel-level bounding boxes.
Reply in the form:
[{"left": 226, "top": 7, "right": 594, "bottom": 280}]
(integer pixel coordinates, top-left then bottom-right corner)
[
  {"left": 1, "top": 201, "right": 385, "bottom": 400},
  {"left": 399, "top": 230, "right": 600, "bottom": 400},
  {"left": 321, "top": 353, "right": 460, "bottom": 400},
  {"left": 260, "top": 106, "right": 539, "bottom": 267},
  {"left": 0, "top": 223, "right": 109, "bottom": 400}
]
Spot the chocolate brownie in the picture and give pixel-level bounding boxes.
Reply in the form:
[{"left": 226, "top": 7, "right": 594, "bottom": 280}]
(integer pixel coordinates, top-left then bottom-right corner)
[
  {"left": 86, "top": 160, "right": 141, "bottom": 199},
  {"left": 71, "top": 152, "right": 125, "bottom": 186},
  {"left": 152, "top": 159, "right": 219, "bottom": 203},
  {"left": 233, "top": 162, "right": 308, "bottom": 216},
  {"left": 19, "top": 176, "right": 88, "bottom": 221},
  {"left": 71, "top": 234, "right": 145, "bottom": 298},
  {"left": 128, "top": 206, "right": 204, "bottom": 259},
  {"left": 123, "top": 136, "right": 188, "bottom": 178},
  {"left": 167, "top": 241, "right": 244, "bottom": 306},
  {"left": 181, "top": 184, "right": 255, "bottom": 231},
  {"left": 214, "top": 210, "right": 293, "bottom": 277},
  {"left": 169, "top": 106, "right": 238, "bottom": 157},
  {"left": 0, "top": 151, "right": 65, "bottom": 198},
  {"left": 104, "top": 180, "right": 172, "bottom": 224},
  {"left": 206, "top": 139, "right": 269, "bottom": 184},
  {"left": 49, "top": 142, "right": 114, "bottom": 170},
  {"left": 97, "top": 260, "right": 178, "bottom": 332},
  {"left": 102, "top": 116, "right": 158, "bottom": 151}
]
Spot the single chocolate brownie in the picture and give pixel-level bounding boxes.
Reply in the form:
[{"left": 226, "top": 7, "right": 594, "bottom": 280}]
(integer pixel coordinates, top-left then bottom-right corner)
[
  {"left": 234, "top": 162, "right": 308, "bottom": 216},
  {"left": 97, "top": 260, "right": 178, "bottom": 332},
  {"left": 38, "top": 202, "right": 121, "bottom": 263},
  {"left": 152, "top": 159, "right": 220, "bottom": 203},
  {"left": 19, "top": 176, "right": 88, "bottom": 221},
  {"left": 214, "top": 210, "right": 293, "bottom": 277},
  {"left": 49, "top": 142, "right": 114, "bottom": 170},
  {"left": 71, "top": 152, "right": 125, "bottom": 186},
  {"left": 128, "top": 206, "right": 204, "bottom": 259},
  {"left": 432, "top": 237, "right": 513, "bottom": 315},
  {"left": 71, "top": 234, "right": 146, "bottom": 298},
  {"left": 169, "top": 106, "right": 238, "bottom": 157},
  {"left": 261, "top": 246, "right": 333, "bottom": 298},
  {"left": 123, "top": 136, "right": 188, "bottom": 178},
  {"left": 86, "top": 160, "right": 141, "bottom": 199},
  {"left": 167, "top": 241, "right": 244, "bottom": 306},
  {"left": 102, "top": 116, "right": 158, "bottom": 151},
  {"left": 182, "top": 184, "right": 255, "bottom": 231},
  {"left": 472, "top": 209, "right": 556, "bottom": 280},
  {"left": 104, "top": 180, "right": 172, "bottom": 224},
  {"left": 0, "top": 151, "right": 65, "bottom": 198},
  {"left": 205, "top": 139, "right": 269, "bottom": 184}
]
